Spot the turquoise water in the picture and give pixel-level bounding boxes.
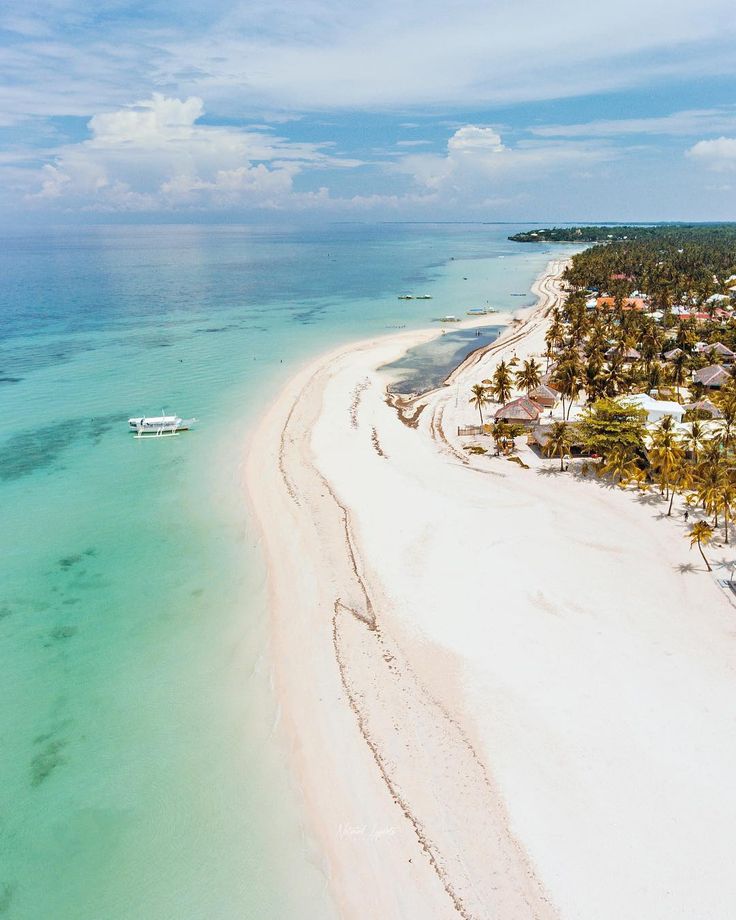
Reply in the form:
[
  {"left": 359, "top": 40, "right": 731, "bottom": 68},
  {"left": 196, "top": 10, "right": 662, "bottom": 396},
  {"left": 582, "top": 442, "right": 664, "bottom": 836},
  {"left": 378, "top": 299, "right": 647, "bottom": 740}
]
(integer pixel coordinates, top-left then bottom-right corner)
[{"left": 0, "top": 224, "right": 570, "bottom": 919}]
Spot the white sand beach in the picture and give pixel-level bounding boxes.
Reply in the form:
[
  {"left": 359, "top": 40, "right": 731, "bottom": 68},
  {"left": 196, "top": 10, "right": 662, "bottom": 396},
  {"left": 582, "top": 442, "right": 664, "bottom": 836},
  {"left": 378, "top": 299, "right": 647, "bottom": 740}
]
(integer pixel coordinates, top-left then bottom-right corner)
[{"left": 246, "top": 260, "right": 736, "bottom": 920}]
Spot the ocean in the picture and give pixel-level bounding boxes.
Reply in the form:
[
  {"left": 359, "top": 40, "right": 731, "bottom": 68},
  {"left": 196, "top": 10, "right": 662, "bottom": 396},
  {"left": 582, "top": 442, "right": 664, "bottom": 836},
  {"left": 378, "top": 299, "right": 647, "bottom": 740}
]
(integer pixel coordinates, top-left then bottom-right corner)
[{"left": 0, "top": 222, "right": 569, "bottom": 919}]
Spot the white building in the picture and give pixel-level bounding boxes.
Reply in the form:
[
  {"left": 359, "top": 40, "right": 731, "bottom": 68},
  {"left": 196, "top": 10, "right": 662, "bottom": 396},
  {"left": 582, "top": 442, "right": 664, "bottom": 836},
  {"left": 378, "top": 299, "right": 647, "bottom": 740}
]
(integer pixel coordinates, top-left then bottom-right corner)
[{"left": 620, "top": 393, "right": 685, "bottom": 424}]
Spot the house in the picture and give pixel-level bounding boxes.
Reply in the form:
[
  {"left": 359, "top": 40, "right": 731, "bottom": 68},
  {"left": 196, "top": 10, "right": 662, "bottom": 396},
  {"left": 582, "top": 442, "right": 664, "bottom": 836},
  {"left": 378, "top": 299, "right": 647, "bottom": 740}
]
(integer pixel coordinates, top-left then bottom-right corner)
[
  {"left": 529, "top": 383, "right": 560, "bottom": 409},
  {"left": 605, "top": 346, "right": 641, "bottom": 363},
  {"left": 620, "top": 394, "right": 685, "bottom": 424},
  {"left": 675, "top": 312, "right": 710, "bottom": 323},
  {"left": 683, "top": 398, "right": 723, "bottom": 419},
  {"left": 701, "top": 342, "right": 735, "bottom": 364},
  {"left": 692, "top": 364, "right": 731, "bottom": 389},
  {"left": 663, "top": 347, "right": 685, "bottom": 361},
  {"left": 494, "top": 396, "right": 544, "bottom": 426}
]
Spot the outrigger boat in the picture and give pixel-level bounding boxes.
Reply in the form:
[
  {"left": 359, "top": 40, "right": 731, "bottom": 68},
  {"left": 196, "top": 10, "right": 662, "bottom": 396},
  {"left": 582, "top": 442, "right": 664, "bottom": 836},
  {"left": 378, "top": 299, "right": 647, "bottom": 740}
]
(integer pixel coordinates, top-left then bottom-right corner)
[{"left": 128, "top": 413, "right": 195, "bottom": 438}]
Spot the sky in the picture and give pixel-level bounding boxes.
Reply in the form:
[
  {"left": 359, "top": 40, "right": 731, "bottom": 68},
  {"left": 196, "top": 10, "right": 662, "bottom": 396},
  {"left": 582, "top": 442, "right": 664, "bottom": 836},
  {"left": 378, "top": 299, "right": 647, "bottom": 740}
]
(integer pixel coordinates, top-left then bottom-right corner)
[{"left": 2, "top": 0, "right": 736, "bottom": 223}]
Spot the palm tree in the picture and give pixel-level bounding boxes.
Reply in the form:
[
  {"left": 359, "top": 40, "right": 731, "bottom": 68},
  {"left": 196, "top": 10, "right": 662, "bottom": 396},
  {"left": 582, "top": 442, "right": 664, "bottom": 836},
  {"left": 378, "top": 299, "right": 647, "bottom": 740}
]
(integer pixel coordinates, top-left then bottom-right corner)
[
  {"left": 602, "top": 358, "right": 627, "bottom": 397},
  {"left": 649, "top": 430, "right": 684, "bottom": 500},
  {"left": 667, "top": 457, "right": 695, "bottom": 516},
  {"left": 515, "top": 358, "right": 542, "bottom": 395},
  {"left": 722, "top": 475, "right": 736, "bottom": 545},
  {"left": 554, "top": 360, "right": 582, "bottom": 420},
  {"left": 688, "top": 520, "right": 714, "bottom": 571},
  {"left": 491, "top": 361, "right": 513, "bottom": 405},
  {"left": 544, "top": 421, "right": 574, "bottom": 471},
  {"left": 684, "top": 420, "right": 705, "bottom": 462},
  {"left": 716, "top": 388, "right": 736, "bottom": 449},
  {"left": 670, "top": 351, "right": 689, "bottom": 402},
  {"left": 696, "top": 461, "right": 725, "bottom": 527},
  {"left": 598, "top": 446, "right": 640, "bottom": 487},
  {"left": 469, "top": 383, "right": 490, "bottom": 426}
]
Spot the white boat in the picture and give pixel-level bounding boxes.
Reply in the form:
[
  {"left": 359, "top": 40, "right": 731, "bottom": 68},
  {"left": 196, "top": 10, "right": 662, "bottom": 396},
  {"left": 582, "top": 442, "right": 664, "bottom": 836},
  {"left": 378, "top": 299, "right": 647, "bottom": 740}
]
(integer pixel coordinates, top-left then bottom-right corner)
[
  {"left": 128, "top": 413, "right": 195, "bottom": 437},
  {"left": 398, "top": 294, "right": 414, "bottom": 300},
  {"left": 416, "top": 293, "right": 433, "bottom": 300}
]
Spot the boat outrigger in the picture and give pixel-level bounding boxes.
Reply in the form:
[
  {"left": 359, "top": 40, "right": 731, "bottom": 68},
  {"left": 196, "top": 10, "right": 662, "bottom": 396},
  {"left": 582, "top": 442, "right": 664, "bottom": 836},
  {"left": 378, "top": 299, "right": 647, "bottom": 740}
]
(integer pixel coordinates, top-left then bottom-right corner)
[{"left": 128, "top": 413, "right": 195, "bottom": 437}]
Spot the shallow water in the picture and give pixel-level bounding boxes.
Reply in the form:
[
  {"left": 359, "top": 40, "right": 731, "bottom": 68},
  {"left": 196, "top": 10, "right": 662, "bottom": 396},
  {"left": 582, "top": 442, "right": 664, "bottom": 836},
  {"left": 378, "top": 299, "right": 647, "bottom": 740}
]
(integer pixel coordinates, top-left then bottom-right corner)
[
  {"left": 0, "top": 223, "right": 572, "bottom": 919},
  {"left": 382, "top": 325, "right": 503, "bottom": 395}
]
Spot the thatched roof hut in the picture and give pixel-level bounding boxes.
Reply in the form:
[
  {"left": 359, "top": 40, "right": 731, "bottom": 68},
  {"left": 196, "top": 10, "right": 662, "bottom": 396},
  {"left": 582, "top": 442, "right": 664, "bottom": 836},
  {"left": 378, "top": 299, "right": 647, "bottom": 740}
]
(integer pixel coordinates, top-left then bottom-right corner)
[
  {"left": 494, "top": 396, "right": 544, "bottom": 425},
  {"left": 529, "top": 383, "right": 560, "bottom": 408}
]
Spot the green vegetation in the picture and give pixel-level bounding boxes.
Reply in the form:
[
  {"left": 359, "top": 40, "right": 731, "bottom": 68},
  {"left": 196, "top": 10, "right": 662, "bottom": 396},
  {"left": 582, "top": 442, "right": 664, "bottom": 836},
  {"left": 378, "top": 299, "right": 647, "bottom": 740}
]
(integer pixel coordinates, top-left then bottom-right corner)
[
  {"left": 461, "top": 225, "right": 736, "bottom": 560},
  {"left": 468, "top": 383, "right": 490, "bottom": 425},
  {"left": 512, "top": 224, "right": 736, "bottom": 309},
  {"left": 543, "top": 421, "right": 575, "bottom": 471},
  {"left": 510, "top": 224, "right": 736, "bottom": 245},
  {"left": 577, "top": 399, "right": 647, "bottom": 460},
  {"left": 515, "top": 358, "right": 543, "bottom": 394},
  {"left": 490, "top": 360, "right": 513, "bottom": 404}
]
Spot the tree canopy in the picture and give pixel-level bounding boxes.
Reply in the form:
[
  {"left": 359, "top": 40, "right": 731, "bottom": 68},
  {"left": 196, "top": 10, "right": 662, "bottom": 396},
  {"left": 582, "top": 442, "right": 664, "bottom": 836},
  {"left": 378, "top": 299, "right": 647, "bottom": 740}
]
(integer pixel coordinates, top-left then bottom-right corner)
[{"left": 576, "top": 399, "right": 647, "bottom": 459}]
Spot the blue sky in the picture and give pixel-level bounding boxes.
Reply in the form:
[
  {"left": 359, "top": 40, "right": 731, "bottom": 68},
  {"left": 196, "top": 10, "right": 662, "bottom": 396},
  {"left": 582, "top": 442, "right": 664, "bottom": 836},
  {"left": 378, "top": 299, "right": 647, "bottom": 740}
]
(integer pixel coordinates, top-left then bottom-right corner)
[{"left": 2, "top": 0, "right": 736, "bottom": 222}]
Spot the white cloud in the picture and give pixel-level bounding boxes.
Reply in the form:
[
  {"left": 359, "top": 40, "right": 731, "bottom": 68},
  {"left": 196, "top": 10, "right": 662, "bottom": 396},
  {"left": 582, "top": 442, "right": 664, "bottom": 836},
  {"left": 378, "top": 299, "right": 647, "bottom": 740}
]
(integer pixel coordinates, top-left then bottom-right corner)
[
  {"left": 27, "top": 93, "right": 360, "bottom": 210},
  {"left": 532, "top": 107, "right": 736, "bottom": 139},
  {"left": 686, "top": 137, "right": 736, "bottom": 171},
  {"left": 3, "top": 0, "right": 736, "bottom": 124},
  {"left": 155, "top": 0, "right": 736, "bottom": 112},
  {"left": 394, "top": 124, "right": 613, "bottom": 199}
]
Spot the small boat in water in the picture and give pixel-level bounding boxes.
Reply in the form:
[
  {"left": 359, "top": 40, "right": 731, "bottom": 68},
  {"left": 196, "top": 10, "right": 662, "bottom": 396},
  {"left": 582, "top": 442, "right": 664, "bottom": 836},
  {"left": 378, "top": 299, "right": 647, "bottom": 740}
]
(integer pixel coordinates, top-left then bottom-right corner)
[
  {"left": 415, "top": 293, "right": 433, "bottom": 300},
  {"left": 128, "top": 413, "right": 195, "bottom": 437},
  {"left": 398, "top": 294, "right": 414, "bottom": 300}
]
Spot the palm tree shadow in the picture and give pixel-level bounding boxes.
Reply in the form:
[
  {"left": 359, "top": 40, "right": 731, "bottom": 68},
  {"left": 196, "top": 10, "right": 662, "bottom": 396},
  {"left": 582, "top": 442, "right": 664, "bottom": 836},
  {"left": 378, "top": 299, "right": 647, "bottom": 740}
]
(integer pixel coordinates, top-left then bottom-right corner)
[
  {"left": 675, "top": 562, "right": 698, "bottom": 574},
  {"left": 536, "top": 466, "right": 562, "bottom": 477},
  {"left": 633, "top": 491, "right": 664, "bottom": 507}
]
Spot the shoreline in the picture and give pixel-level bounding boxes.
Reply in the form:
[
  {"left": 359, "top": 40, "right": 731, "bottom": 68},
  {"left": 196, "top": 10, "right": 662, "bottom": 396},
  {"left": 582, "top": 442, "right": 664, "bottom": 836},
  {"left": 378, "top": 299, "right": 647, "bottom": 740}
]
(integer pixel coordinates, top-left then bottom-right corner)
[
  {"left": 245, "top": 257, "right": 736, "bottom": 919},
  {"left": 244, "top": 259, "right": 567, "bottom": 918}
]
